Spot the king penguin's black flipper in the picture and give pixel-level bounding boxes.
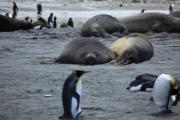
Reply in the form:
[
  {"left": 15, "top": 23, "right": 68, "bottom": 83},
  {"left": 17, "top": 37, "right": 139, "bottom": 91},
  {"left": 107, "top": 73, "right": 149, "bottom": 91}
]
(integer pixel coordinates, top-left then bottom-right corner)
[
  {"left": 73, "top": 91, "right": 80, "bottom": 110},
  {"left": 164, "top": 86, "right": 173, "bottom": 114}
]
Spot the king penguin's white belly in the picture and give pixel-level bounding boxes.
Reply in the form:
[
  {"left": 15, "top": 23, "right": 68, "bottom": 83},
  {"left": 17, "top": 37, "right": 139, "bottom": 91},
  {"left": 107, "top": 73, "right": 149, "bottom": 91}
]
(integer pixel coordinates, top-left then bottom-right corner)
[
  {"left": 71, "top": 97, "right": 81, "bottom": 118},
  {"left": 130, "top": 84, "right": 143, "bottom": 92},
  {"left": 70, "top": 79, "right": 82, "bottom": 118},
  {"left": 34, "top": 25, "right": 41, "bottom": 30},
  {"left": 153, "top": 74, "right": 171, "bottom": 107},
  {"left": 50, "top": 22, "right": 53, "bottom": 28}
]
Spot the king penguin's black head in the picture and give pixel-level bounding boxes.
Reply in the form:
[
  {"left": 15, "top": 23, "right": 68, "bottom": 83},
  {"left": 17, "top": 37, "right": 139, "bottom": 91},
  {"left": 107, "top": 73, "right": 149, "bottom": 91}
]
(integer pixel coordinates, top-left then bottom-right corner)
[{"left": 73, "top": 70, "right": 89, "bottom": 78}]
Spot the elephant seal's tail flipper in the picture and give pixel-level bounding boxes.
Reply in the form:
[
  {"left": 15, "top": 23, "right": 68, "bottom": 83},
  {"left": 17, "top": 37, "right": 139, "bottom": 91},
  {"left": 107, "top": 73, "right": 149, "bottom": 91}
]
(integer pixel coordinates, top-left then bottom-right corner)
[{"left": 108, "top": 56, "right": 131, "bottom": 65}]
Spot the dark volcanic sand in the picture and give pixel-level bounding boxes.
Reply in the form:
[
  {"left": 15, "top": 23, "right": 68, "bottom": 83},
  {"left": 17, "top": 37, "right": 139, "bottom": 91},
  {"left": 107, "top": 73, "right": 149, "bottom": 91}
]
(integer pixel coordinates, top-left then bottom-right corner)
[{"left": 0, "top": 28, "right": 180, "bottom": 120}]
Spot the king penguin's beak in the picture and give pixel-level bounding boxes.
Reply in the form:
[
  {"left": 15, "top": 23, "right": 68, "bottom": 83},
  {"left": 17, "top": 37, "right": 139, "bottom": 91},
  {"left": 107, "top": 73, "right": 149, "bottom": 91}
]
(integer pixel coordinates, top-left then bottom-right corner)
[{"left": 126, "top": 86, "right": 130, "bottom": 89}]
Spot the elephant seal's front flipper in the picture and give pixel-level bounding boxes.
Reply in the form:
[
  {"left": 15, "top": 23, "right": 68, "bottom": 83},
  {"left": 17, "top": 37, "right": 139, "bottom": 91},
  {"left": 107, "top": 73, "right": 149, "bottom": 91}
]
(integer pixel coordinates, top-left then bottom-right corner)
[
  {"left": 109, "top": 56, "right": 131, "bottom": 65},
  {"left": 151, "top": 21, "right": 163, "bottom": 32}
]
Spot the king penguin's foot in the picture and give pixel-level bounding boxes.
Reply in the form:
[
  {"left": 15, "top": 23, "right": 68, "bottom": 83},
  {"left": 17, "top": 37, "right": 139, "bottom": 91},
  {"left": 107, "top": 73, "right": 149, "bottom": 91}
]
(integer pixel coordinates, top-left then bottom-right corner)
[
  {"left": 58, "top": 115, "right": 64, "bottom": 119},
  {"left": 172, "top": 100, "right": 178, "bottom": 106},
  {"left": 149, "top": 97, "right": 153, "bottom": 102},
  {"left": 58, "top": 114, "right": 66, "bottom": 119},
  {"left": 75, "top": 111, "right": 82, "bottom": 119},
  {"left": 161, "top": 109, "right": 173, "bottom": 114},
  {"left": 58, "top": 115, "right": 73, "bottom": 120}
]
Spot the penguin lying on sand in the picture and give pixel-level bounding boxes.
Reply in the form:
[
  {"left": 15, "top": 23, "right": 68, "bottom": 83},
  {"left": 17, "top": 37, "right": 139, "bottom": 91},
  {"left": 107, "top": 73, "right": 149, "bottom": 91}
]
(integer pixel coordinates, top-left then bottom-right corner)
[
  {"left": 127, "top": 73, "right": 157, "bottom": 92},
  {"left": 59, "top": 70, "right": 89, "bottom": 119}
]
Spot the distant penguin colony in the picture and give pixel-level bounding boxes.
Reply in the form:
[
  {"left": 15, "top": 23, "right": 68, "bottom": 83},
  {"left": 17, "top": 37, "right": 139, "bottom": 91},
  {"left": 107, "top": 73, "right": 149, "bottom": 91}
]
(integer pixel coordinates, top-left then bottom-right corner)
[{"left": 59, "top": 70, "right": 89, "bottom": 119}]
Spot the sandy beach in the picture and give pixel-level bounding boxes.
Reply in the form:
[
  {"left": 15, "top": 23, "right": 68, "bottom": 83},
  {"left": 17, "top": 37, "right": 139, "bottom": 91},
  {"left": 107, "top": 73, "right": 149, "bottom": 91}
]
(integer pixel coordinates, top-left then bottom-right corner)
[{"left": 0, "top": 0, "right": 180, "bottom": 120}]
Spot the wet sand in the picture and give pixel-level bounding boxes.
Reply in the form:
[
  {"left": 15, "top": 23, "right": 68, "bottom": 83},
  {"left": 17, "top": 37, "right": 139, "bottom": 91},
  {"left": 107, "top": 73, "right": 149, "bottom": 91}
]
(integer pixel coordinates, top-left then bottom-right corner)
[{"left": 0, "top": 28, "right": 180, "bottom": 120}]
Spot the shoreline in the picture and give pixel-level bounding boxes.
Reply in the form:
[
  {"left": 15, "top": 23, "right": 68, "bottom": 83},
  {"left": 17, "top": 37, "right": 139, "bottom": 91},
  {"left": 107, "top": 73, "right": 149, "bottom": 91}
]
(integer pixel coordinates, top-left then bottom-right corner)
[
  {"left": 0, "top": 2, "right": 172, "bottom": 15},
  {"left": 0, "top": 1, "right": 178, "bottom": 27}
]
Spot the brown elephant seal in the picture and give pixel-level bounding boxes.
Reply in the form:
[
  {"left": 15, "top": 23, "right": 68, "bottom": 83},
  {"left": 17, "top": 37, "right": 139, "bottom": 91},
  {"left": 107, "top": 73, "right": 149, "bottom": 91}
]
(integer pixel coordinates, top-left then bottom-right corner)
[
  {"left": 81, "top": 14, "right": 128, "bottom": 37},
  {"left": 0, "top": 14, "right": 48, "bottom": 32},
  {"left": 55, "top": 37, "right": 116, "bottom": 65},
  {"left": 119, "top": 12, "right": 180, "bottom": 33},
  {"left": 109, "top": 33, "right": 154, "bottom": 65}
]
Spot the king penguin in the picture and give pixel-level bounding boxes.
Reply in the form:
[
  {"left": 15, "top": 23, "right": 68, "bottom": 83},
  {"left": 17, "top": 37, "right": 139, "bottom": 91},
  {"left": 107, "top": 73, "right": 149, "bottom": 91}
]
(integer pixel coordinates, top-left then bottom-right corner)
[
  {"left": 59, "top": 70, "right": 89, "bottom": 119},
  {"left": 152, "top": 74, "right": 180, "bottom": 114}
]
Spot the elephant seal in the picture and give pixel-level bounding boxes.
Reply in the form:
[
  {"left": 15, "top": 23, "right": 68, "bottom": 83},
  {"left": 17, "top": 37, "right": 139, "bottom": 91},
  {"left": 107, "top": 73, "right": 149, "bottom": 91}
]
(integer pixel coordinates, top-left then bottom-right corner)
[
  {"left": 109, "top": 33, "right": 154, "bottom": 64},
  {"left": 0, "top": 14, "right": 48, "bottom": 32},
  {"left": 119, "top": 12, "right": 180, "bottom": 33},
  {"left": 55, "top": 37, "right": 116, "bottom": 65},
  {"left": 81, "top": 14, "right": 128, "bottom": 37}
]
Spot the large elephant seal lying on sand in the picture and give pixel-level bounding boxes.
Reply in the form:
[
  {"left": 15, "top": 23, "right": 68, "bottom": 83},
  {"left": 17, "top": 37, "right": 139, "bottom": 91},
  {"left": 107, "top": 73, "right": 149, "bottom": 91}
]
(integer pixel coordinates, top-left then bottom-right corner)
[
  {"left": 109, "top": 33, "right": 154, "bottom": 65},
  {"left": 0, "top": 14, "right": 48, "bottom": 32},
  {"left": 119, "top": 12, "right": 180, "bottom": 33},
  {"left": 55, "top": 37, "right": 116, "bottom": 65},
  {"left": 81, "top": 14, "right": 128, "bottom": 37}
]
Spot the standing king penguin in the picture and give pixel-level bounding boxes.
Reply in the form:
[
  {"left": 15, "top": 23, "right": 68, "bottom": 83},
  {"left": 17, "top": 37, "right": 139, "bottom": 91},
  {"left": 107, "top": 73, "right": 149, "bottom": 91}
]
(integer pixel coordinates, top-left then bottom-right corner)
[
  {"left": 152, "top": 74, "right": 180, "bottom": 114},
  {"left": 59, "top": 70, "right": 89, "bottom": 119}
]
